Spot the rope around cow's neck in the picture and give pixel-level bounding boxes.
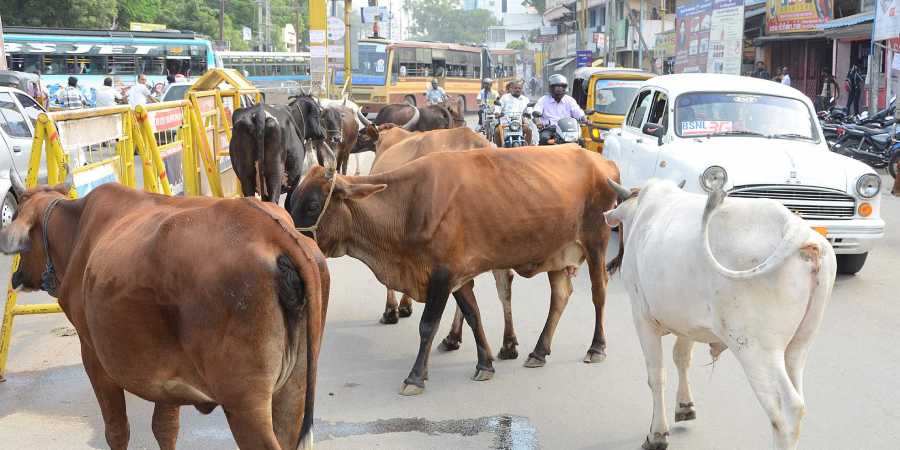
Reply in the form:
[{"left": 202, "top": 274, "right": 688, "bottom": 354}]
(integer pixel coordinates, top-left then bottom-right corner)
[
  {"left": 40, "top": 197, "right": 64, "bottom": 297},
  {"left": 295, "top": 173, "right": 337, "bottom": 242}
]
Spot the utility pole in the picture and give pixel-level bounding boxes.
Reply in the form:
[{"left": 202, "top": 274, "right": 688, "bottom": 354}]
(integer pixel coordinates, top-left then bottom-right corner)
[
  {"left": 638, "top": 0, "right": 643, "bottom": 70},
  {"left": 344, "top": 0, "right": 351, "bottom": 95},
  {"left": 258, "top": 0, "right": 265, "bottom": 51},
  {"left": 605, "top": 0, "right": 613, "bottom": 67},
  {"left": 0, "top": 14, "right": 7, "bottom": 70}
]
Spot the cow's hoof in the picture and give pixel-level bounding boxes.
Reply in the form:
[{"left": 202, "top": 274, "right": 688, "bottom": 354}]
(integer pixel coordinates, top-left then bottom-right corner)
[
  {"left": 642, "top": 436, "right": 669, "bottom": 450},
  {"left": 398, "top": 305, "right": 413, "bottom": 318},
  {"left": 472, "top": 368, "right": 495, "bottom": 381},
  {"left": 523, "top": 355, "right": 546, "bottom": 368},
  {"left": 380, "top": 311, "right": 399, "bottom": 325},
  {"left": 399, "top": 383, "right": 425, "bottom": 396},
  {"left": 497, "top": 347, "right": 519, "bottom": 360},
  {"left": 675, "top": 402, "right": 696, "bottom": 422},
  {"left": 440, "top": 337, "right": 461, "bottom": 351},
  {"left": 583, "top": 349, "right": 607, "bottom": 364}
]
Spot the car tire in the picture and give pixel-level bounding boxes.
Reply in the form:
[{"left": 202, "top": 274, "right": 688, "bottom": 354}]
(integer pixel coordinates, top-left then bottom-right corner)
[
  {"left": 836, "top": 252, "right": 868, "bottom": 275},
  {"left": 2, "top": 192, "right": 17, "bottom": 229},
  {"left": 405, "top": 95, "right": 416, "bottom": 107}
]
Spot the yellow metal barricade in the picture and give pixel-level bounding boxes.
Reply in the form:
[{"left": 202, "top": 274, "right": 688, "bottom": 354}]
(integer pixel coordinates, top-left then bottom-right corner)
[{"left": 0, "top": 69, "right": 260, "bottom": 380}]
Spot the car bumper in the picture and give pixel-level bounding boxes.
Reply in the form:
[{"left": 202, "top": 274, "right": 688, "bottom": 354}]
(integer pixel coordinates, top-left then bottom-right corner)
[{"left": 805, "top": 218, "right": 885, "bottom": 254}]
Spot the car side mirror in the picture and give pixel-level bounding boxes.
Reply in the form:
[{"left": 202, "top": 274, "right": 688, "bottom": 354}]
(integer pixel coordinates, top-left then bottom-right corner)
[
  {"left": 585, "top": 109, "right": 595, "bottom": 115},
  {"left": 642, "top": 122, "right": 665, "bottom": 146},
  {"left": 527, "top": 102, "right": 535, "bottom": 107}
]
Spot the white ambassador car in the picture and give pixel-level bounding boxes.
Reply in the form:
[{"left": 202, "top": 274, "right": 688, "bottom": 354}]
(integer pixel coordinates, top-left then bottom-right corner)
[{"left": 603, "top": 74, "right": 885, "bottom": 275}]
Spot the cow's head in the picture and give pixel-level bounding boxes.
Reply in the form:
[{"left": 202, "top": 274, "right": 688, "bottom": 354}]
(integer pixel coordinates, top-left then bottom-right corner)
[
  {"left": 0, "top": 177, "right": 70, "bottom": 293},
  {"left": 290, "top": 94, "right": 326, "bottom": 141},
  {"left": 288, "top": 166, "right": 386, "bottom": 256},
  {"left": 602, "top": 179, "right": 641, "bottom": 230},
  {"left": 321, "top": 108, "right": 344, "bottom": 146}
]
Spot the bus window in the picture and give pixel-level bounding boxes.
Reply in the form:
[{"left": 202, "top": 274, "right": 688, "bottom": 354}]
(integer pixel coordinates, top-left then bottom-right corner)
[
  {"left": 108, "top": 56, "right": 137, "bottom": 75},
  {"left": 446, "top": 50, "right": 468, "bottom": 78},
  {"left": 189, "top": 57, "right": 207, "bottom": 76},
  {"left": 140, "top": 56, "right": 167, "bottom": 75}
]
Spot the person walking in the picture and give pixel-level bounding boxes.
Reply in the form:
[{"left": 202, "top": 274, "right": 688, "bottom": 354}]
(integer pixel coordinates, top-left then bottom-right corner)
[
  {"left": 846, "top": 64, "right": 864, "bottom": 116},
  {"left": 55, "top": 76, "right": 89, "bottom": 109},
  {"left": 95, "top": 77, "right": 123, "bottom": 107},
  {"left": 780, "top": 67, "right": 792, "bottom": 86},
  {"left": 817, "top": 69, "right": 839, "bottom": 112},
  {"left": 751, "top": 61, "right": 771, "bottom": 80},
  {"left": 128, "top": 73, "right": 155, "bottom": 107}
]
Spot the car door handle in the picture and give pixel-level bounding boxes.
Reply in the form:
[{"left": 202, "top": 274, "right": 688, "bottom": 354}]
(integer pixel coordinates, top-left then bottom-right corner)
[{"left": 12, "top": 146, "right": 22, "bottom": 153}]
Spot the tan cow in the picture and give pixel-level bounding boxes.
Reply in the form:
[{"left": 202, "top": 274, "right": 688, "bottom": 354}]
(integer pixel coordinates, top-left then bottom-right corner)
[
  {"left": 289, "top": 146, "right": 620, "bottom": 395},
  {"left": 0, "top": 181, "right": 328, "bottom": 450}
]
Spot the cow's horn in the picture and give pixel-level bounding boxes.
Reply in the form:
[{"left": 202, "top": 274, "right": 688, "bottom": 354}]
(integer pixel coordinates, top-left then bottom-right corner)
[
  {"left": 607, "top": 179, "right": 631, "bottom": 202},
  {"left": 357, "top": 110, "right": 372, "bottom": 127},
  {"left": 9, "top": 169, "right": 26, "bottom": 197},
  {"left": 402, "top": 107, "right": 420, "bottom": 130}
]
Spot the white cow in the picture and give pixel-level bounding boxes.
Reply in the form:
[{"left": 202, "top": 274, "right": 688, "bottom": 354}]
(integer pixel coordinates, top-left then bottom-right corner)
[{"left": 603, "top": 179, "right": 836, "bottom": 450}]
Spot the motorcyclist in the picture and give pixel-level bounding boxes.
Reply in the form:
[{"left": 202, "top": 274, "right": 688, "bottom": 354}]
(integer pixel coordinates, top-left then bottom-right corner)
[
  {"left": 425, "top": 78, "right": 448, "bottom": 105},
  {"left": 477, "top": 78, "right": 500, "bottom": 131},
  {"left": 496, "top": 80, "right": 538, "bottom": 145},
  {"left": 533, "top": 74, "right": 586, "bottom": 145}
]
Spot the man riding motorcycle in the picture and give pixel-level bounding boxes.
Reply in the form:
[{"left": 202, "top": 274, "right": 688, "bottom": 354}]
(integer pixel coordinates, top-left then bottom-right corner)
[
  {"left": 495, "top": 80, "right": 537, "bottom": 146},
  {"left": 533, "top": 74, "right": 586, "bottom": 145},
  {"left": 477, "top": 78, "right": 500, "bottom": 132},
  {"left": 425, "top": 78, "right": 448, "bottom": 105}
]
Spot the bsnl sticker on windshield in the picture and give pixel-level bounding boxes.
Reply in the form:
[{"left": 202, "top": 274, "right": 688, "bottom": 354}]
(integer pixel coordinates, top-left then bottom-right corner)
[{"left": 681, "top": 120, "right": 733, "bottom": 136}]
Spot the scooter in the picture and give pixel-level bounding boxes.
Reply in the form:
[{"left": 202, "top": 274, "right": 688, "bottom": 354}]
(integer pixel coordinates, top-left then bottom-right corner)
[{"left": 533, "top": 112, "right": 584, "bottom": 146}]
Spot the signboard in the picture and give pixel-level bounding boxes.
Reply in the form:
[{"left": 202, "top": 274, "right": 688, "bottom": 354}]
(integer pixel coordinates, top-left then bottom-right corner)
[
  {"left": 875, "top": 0, "right": 900, "bottom": 41},
  {"left": 327, "top": 17, "right": 345, "bottom": 41},
  {"left": 361, "top": 6, "right": 390, "bottom": 23},
  {"left": 655, "top": 30, "right": 675, "bottom": 57},
  {"left": 594, "top": 33, "right": 607, "bottom": 53},
  {"left": 675, "top": 0, "right": 743, "bottom": 74},
  {"left": 242, "top": 26, "right": 252, "bottom": 41},
  {"left": 130, "top": 22, "right": 167, "bottom": 32},
  {"left": 3, "top": 42, "right": 160, "bottom": 55},
  {"left": 765, "top": 0, "right": 831, "bottom": 33},
  {"left": 540, "top": 25, "right": 559, "bottom": 35},
  {"left": 534, "top": 35, "right": 557, "bottom": 43},
  {"left": 576, "top": 50, "right": 593, "bottom": 68},
  {"left": 614, "top": 20, "right": 628, "bottom": 49},
  {"left": 148, "top": 108, "right": 184, "bottom": 132}
]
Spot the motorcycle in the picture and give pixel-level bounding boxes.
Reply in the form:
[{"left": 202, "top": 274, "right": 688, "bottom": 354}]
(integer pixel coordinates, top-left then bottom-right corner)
[
  {"left": 479, "top": 103, "right": 497, "bottom": 144},
  {"left": 831, "top": 120, "right": 899, "bottom": 174},
  {"left": 532, "top": 112, "right": 584, "bottom": 146},
  {"left": 494, "top": 101, "right": 537, "bottom": 148}
]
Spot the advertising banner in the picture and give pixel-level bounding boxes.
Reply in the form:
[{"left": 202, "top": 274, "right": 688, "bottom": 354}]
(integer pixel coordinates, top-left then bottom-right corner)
[
  {"left": 875, "top": 0, "right": 900, "bottom": 41},
  {"left": 675, "top": 0, "right": 743, "bottom": 74},
  {"left": 765, "top": 0, "right": 831, "bottom": 33}
]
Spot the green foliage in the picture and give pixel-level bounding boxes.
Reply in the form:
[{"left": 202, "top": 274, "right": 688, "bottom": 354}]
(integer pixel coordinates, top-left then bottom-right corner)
[
  {"left": 404, "top": 0, "right": 498, "bottom": 44},
  {"left": 0, "top": 0, "right": 307, "bottom": 51},
  {"left": 521, "top": 0, "right": 545, "bottom": 14},
  {"left": 506, "top": 40, "right": 526, "bottom": 50}
]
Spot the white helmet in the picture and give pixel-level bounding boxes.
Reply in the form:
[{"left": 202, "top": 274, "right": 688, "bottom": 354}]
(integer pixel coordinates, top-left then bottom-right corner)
[{"left": 549, "top": 74, "right": 568, "bottom": 87}]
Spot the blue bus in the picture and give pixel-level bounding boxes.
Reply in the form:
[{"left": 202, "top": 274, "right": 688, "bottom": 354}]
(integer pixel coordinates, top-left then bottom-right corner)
[
  {"left": 2, "top": 26, "right": 218, "bottom": 107},
  {"left": 218, "top": 51, "right": 310, "bottom": 87}
]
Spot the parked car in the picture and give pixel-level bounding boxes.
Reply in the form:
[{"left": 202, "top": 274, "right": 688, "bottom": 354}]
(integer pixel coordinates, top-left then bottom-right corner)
[
  {"left": 603, "top": 74, "right": 885, "bottom": 275},
  {"left": 160, "top": 81, "right": 195, "bottom": 103},
  {"left": 0, "top": 86, "right": 48, "bottom": 228}
]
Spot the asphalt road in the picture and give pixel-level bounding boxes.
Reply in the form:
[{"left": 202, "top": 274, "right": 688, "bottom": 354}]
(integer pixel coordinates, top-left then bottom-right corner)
[{"left": 0, "top": 131, "right": 898, "bottom": 449}]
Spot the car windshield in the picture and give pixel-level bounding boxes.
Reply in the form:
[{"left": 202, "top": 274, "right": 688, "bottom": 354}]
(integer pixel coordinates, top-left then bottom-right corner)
[
  {"left": 164, "top": 85, "right": 191, "bottom": 102},
  {"left": 594, "top": 79, "right": 643, "bottom": 115},
  {"left": 675, "top": 92, "right": 817, "bottom": 141}
]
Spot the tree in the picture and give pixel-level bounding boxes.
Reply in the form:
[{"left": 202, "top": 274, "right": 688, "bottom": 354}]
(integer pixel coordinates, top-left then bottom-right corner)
[
  {"left": 506, "top": 40, "right": 526, "bottom": 50},
  {"left": 521, "top": 0, "right": 546, "bottom": 14},
  {"left": 404, "top": 0, "right": 498, "bottom": 44}
]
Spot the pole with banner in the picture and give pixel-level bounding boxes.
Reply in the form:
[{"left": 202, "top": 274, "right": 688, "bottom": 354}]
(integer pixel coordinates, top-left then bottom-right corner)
[
  {"left": 309, "top": 0, "right": 328, "bottom": 95},
  {"left": 0, "top": 14, "right": 7, "bottom": 70}
]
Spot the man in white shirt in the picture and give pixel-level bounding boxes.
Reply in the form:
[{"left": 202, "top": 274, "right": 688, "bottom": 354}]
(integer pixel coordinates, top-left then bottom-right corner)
[
  {"left": 496, "top": 80, "right": 538, "bottom": 145},
  {"left": 128, "top": 74, "right": 155, "bottom": 107},
  {"left": 780, "top": 67, "right": 791, "bottom": 87},
  {"left": 95, "top": 77, "right": 122, "bottom": 107}
]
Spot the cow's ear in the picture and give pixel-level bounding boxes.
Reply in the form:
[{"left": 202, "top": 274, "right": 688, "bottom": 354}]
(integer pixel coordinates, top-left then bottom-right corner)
[
  {"left": 337, "top": 183, "right": 387, "bottom": 200},
  {"left": 603, "top": 209, "right": 622, "bottom": 227},
  {"left": 365, "top": 125, "right": 379, "bottom": 140}
]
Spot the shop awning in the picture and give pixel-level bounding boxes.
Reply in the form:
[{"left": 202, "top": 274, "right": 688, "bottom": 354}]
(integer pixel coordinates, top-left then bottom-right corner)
[
  {"left": 817, "top": 13, "right": 874, "bottom": 39},
  {"left": 744, "top": 0, "right": 766, "bottom": 6},
  {"left": 818, "top": 12, "right": 874, "bottom": 30},
  {"left": 744, "top": 5, "right": 765, "bottom": 19},
  {"left": 543, "top": 5, "right": 571, "bottom": 22},
  {"left": 753, "top": 33, "right": 824, "bottom": 45}
]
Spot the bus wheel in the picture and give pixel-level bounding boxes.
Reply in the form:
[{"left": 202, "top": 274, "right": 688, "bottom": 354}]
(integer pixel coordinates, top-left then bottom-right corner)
[{"left": 405, "top": 95, "right": 416, "bottom": 107}]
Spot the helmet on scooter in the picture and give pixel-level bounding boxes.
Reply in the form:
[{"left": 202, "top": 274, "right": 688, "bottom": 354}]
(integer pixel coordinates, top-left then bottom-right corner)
[{"left": 548, "top": 74, "right": 568, "bottom": 88}]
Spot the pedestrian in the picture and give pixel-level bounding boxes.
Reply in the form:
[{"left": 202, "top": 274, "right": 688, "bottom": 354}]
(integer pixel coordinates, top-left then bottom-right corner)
[
  {"left": 55, "top": 76, "right": 88, "bottom": 110},
  {"left": 425, "top": 78, "right": 447, "bottom": 105},
  {"left": 817, "top": 68, "right": 839, "bottom": 112},
  {"left": 95, "top": 77, "right": 123, "bottom": 107},
  {"left": 127, "top": 73, "right": 155, "bottom": 107},
  {"left": 780, "top": 67, "right": 791, "bottom": 86},
  {"left": 846, "top": 63, "right": 864, "bottom": 116},
  {"left": 751, "top": 61, "right": 771, "bottom": 80}
]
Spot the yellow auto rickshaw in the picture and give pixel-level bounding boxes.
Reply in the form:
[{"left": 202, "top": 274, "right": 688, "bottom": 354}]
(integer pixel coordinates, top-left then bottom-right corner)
[{"left": 572, "top": 67, "right": 654, "bottom": 152}]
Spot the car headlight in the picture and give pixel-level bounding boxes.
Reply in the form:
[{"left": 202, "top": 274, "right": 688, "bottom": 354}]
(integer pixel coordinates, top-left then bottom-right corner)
[
  {"left": 856, "top": 173, "right": 881, "bottom": 198},
  {"left": 700, "top": 166, "right": 728, "bottom": 192}
]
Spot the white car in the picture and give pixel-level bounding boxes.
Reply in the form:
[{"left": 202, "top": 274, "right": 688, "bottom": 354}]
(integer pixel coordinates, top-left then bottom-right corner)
[
  {"left": 0, "top": 86, "right": 48, "bottom": 228},
  {"left": 603, "top": 73, "right": 885, "bottom": 275}
]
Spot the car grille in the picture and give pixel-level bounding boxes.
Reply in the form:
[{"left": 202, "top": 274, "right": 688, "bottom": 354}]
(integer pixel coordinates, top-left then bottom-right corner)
[{"left": 728, "top": 185, "right": 856, "bottom": 220}]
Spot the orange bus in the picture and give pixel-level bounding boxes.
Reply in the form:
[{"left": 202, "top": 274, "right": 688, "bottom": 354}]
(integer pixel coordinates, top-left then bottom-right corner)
[{"left": 339, "top": 38, "right": 490, "bottom": 116}]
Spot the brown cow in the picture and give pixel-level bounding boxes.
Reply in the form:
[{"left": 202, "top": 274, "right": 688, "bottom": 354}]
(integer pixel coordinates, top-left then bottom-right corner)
[
  {"left": 322, "top": 104, "right": 360, "bottom": 175},
  {"left": 893, "top": 166, "right": 899, "bottom": 196},
  {"left": 289, "top": 146, "right": 620, "bottom": 395},
  {"left": 0, "top": 181, "right": 328, "bottom": 450}
]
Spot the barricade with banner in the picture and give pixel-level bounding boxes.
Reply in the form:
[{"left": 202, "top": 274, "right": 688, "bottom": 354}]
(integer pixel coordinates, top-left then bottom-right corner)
[{"left": 0, "top": 69, "right": 260, "bottom": 380}]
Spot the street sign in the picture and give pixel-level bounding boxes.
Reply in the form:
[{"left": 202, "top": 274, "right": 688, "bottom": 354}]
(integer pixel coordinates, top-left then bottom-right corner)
[
  {"left": 576, "top": 50, "right": 592, "bottom": 68},
  {"left": 327, "top": 17, "right": 345, "bottom": 41},
  {"left": 540, "top": 25, "right": 558, "bottom": 35},
  {"left": 534, "top": 35, "right": 557, "bottom": 43},
  {"left": 242, "top": 26, "right": 252, "bottom": 42}
]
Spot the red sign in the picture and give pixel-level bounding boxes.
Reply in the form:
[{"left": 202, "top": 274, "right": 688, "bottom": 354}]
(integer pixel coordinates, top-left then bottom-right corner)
[{"left": 149, "top": 108, "right": 183, "bottom": 132}]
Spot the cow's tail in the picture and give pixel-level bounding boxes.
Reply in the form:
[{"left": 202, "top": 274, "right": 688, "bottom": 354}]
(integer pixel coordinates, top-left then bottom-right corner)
[
  {"left": 254, "top": 106, "right": 269, "bottom": 199},
  {"left": 701, "top": 194, "right": 810, "bottom": 279},
  {"left": 604, "top": 163, "right": 625, "bottom": 276},
  {"left": 276, "top": 233, "right": 329, "bottom": 450}
]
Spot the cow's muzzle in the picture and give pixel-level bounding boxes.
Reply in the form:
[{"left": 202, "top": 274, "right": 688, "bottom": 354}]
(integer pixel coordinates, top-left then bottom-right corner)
[{"left": 11, "top": 268, "right": 23, "bottom": 289}]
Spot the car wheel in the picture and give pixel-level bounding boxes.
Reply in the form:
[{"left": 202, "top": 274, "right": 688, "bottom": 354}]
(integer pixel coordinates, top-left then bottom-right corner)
[
  {"left": 2, "top": 192, "right": 17, "bottom": 229},
  {"left": 405, "top": 95, "right": 416, "bottom": 107},
  {"left": 836, "top": 252, "right": 868, "bottom": 275}
]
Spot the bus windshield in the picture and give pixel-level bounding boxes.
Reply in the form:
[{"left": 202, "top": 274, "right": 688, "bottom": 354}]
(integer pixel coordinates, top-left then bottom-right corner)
[{"left": 335, "top": 42, "right": 387, "bottom": 85}]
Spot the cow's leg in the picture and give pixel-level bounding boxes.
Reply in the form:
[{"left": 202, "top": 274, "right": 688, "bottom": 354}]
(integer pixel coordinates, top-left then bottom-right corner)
[
  {"left": 81, "top": 345, "right": 130, "bottom": 450},
  {"left": 733, "top": 349, "right": 805, "bottom": 450},
  {"left": 272, "top": 366, "right": 312, "bottom": 450},
  {"left": 440, "top": 306, "right": 464, "bottom": 351},
  {"left": 673, "top": 337, "right": 697, "bottom": 422},
  {"left": 633, "top": 315, "right": 669, "bottom": 450},
  {"left": 493, "top": 269, "right": 518, "bottom": 360},
  {"left": 398, "top": 295, "right": 414, "bottom": 318},
  {"left": 352, "top": 153, "right": 361, "bottom": 176},
  {"left": 400, "top": 267, "right": 452, "bottom": 396},
  {"left": 452, "top": 280, "right": 495, "bottom": 381},
  {"left": 584, "top": 249, "right": 610, "bottom": 363},
  {"left": 381, "top": 289, "right": 400, "bottom": 324},
  {"left": 223, "top": 405, "right": 282, "bottom": 450},
  {"left": 151, "top": 403, "right": 180, "bottom": 450},
  {"left": 264, "top": 166, "right": 283, "bottom": 204},
  {"left": 524, "top": 269, "right": 572, "bottom": 368}
]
